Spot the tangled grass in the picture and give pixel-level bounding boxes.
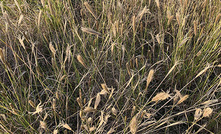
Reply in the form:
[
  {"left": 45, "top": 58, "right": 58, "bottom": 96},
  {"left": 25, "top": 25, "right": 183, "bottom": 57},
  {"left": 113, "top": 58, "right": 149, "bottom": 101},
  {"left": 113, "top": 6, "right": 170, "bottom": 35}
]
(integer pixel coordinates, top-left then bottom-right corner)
[{"left": 0, "top": 0, "right": 220, "bottom": 133}]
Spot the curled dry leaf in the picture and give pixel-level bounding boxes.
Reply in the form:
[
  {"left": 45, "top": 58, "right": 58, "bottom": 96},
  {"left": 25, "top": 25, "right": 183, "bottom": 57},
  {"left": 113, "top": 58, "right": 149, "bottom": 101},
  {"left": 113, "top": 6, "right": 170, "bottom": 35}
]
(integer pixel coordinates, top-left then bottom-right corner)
[
  {"left": 94, "top": 93, "right": 101, "bottom": 109},
  {"left": 28, "top": 100, "right": 35, "bottom": 108},
  {"left": 89, "top": 126, "right": 96, "bottom": 132},
  {"left": 87, "top": 117, "right": 93, "bottom": 124},
  {"left": 156, "top": 34, "right": 161, "bottom": 44},
  {"left": 130, "top": 115, "right": 138, "bottom": 134},
  {"left": 79, "top": 110, "right": 83, "bottom": 118},
  {"left": 59, "top": 75, "right": 66, "bottom": 81},
  {"left": 151, "top": 92, "right": 170, "bottom": 102},
  {"left": 31, "top": 102, "right": 43, "bottom": 115},
  {"left": 101, "top": 83, "right": 109, "bottom": 93},
  {"left": 53, "top": 129, "right": 58, "bottom": 134},
  {"left": 62, "top": 123, "right": 72, "bottom": 131},
  {"left": 83, "top": 107, "right": 96, "bottom": 113},
  {"left": 111, "top": 107, "right": 118, "bottom": 116},
  {"left": 203, "top": 107, "right": 213, "bottom": 117},
  {"left": 145, "top": 69, "right": 154, "bottom": 92},
  {"left": 40, "top": 121, "right": 47, "bottom": 130},
  {"left": 18, "top": 34, "right": 25, "bottom": 50},
  {"left": 81, "top": 27, "right": 101, "bottom": 36},
  {"left": 49, "top": 42, "right": 56, "bottom": 57},
  {"left": 142, "top": 110, "right": 152, "bottom": 119},
  {"left": 194, "top": 108, "right": 202, "bottom": 121},
  {"left": 99, "top": 89, "right": 108, "bottom": 95},
  {"left": 111, "top": 43, "right": 115, "bottom": 55},
  {"left": 104, "top": 114, "right": 110, "bottom": 124},
  {"left": 77, "top": 54, "right": 87, "bottom": 68},
  {"left": 177, "top": 95, "right": 189, "bottom": 104}
]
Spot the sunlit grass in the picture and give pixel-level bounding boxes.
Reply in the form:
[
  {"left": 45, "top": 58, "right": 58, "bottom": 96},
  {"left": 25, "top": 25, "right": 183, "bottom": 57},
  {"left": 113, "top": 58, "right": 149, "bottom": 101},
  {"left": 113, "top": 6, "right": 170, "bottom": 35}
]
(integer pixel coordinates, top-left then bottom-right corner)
[{"left": 0, "top": 0, "right": 220, "bottom": 133}]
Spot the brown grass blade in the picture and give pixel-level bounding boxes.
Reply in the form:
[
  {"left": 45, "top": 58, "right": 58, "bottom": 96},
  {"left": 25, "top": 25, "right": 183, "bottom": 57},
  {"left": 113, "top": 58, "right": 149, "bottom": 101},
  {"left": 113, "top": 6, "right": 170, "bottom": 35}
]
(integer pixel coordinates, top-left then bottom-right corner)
[
  {"left": 107, "top": 128, "right": 115, "bottom": 134},
  {"left": 84, "top": 2, "right": 97, "bottom": 19},
  {"left": 81, "top": 27, "right": 101, "bottom": 36},
  {"left": 0, "top": 48, "right": 5, "bottom": 63},
  {"left": 28, "top": 100, "right": 35, "bottom": 108},
  {"left": 130, "top": 115, "right": 138, "bottom": 134},
  {"left": 18, "top": 14, "right": 23, "bottom": 26},
  {"left": 38, "top": 10, "right": 42, "bottom": 28},
  {"left": 201, "top": 99, "right": 218, "bottom": 105},
  {"left": 194, "top": 20, "right": 197, "bottom": 35},
  {"left": 132, "top": 15, "right": 136, "bottom": 34},
  {"left": 215, "top": 13, "right": 221, "bottom": 24},
  {"left": 136, "top": 6, "right": 149, "bottom": 21},
  {"left": 145, "top": 69, "right": 154, "bottom": 92},
  {"left": 14, "top": 0, "right": 21, "bottom": 13},
  {"left": 195, "top": 65, "right": 211, "bottom": 78}
]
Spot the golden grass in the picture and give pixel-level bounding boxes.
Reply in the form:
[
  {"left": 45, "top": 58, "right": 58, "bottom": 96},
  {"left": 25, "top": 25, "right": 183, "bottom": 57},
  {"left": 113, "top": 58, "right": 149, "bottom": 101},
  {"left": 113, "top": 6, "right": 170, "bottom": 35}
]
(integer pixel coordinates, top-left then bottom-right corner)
[{"left": 0, "top": 0, "right": 220, "bottom": 133}]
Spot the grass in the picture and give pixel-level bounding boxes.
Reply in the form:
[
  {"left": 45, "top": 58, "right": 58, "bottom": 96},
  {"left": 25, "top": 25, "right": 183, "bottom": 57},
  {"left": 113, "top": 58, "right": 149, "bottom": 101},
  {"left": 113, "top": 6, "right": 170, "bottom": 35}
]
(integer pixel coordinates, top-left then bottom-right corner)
[{"left": 0, "top": 0, "right": 220, "bottom": 133}]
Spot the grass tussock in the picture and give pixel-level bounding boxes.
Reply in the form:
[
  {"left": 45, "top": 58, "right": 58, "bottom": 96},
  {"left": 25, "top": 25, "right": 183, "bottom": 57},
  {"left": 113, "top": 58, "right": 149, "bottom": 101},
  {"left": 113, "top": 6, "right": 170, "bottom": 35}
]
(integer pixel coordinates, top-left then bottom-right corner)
[{"left": 0, "top": 0, "right": 220, "bottom": 133}]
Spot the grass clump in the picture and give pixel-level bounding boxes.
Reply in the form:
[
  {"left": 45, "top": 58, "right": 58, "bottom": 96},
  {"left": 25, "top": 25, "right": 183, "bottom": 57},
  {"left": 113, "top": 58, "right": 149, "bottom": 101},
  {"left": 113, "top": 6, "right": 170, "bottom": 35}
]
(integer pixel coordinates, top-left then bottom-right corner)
[{"left": 0, "top": 0, "right": 220, "bottom": 133}]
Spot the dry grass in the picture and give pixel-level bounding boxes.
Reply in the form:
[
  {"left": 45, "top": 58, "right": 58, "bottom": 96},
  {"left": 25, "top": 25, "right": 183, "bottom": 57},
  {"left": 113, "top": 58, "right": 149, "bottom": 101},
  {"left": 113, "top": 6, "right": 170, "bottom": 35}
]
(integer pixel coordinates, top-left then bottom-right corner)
[{"left": 0, "top": 0, "right": 220, "bottom": 133}]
